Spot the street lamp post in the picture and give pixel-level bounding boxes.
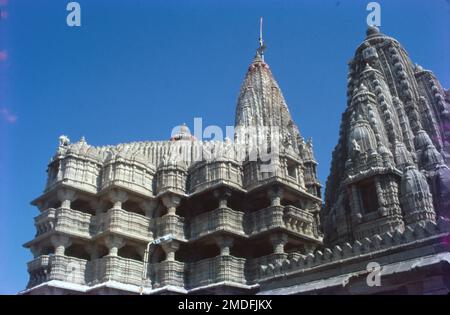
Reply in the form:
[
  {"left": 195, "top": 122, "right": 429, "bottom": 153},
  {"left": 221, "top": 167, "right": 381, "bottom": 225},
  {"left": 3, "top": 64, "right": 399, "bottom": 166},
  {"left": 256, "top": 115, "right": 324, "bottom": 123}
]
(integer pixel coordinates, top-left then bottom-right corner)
[{"left": 139, "top": 234, "right": 173, "bottom": 295}]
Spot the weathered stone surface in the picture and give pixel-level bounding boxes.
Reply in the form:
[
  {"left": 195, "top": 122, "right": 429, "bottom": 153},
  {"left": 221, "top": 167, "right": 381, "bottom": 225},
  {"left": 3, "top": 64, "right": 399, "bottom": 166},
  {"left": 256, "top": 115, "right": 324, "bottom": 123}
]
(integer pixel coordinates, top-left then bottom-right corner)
[{"left": 22, "top": 26, "right": 450, "bottom": 295}]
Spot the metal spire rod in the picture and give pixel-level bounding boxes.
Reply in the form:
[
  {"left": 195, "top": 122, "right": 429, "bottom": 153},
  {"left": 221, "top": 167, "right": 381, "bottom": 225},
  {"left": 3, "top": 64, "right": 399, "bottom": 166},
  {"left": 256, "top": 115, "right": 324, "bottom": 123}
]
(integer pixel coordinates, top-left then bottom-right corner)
[
  {"left": 257, "top": 17, "right": 266, "bottom": 60},
  {"left": 259, "top": 17, "right": 264, "bottom": 48}
]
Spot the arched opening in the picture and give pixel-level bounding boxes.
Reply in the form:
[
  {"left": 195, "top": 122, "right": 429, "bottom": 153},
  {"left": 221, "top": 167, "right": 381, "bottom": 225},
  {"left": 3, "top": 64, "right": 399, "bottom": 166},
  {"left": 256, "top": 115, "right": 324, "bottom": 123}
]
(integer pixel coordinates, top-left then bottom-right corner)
[
  {"left": 359, "top": 179, "right": 379, "bottom": 214},
  {"left": 286, "top": 160, "right": 297, "bottom": 179}
]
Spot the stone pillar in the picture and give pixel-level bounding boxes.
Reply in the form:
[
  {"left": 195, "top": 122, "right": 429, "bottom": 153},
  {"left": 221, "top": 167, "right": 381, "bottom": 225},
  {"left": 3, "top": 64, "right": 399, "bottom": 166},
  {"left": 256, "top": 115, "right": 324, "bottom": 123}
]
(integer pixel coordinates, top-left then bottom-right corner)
[
  {"left": 374, "top": 177, "right": 387, "bottom": 215},
  {"left": 105, "top": 235, "right": 125, "bottom": 256},
  {"left": 214, "top": 189, "right": 232, "bottom": 208},
  {"left": 268, "top": 186, "right": 284, "bottom": 207},
  {"left": 162, "top": 194, "right": 181, "bottom": 216},
  {"left": 57, "top": 188, "right": 77, "bottom": 209},
  {"left": 51, "top": 235, "right": 72, "bottom": 256},
  {"left": 270, "top": 233, "right": 288, "bottom": 254},
  {"left": 141, "top": 199, "right": 158, "bottom": 218},
  {"left": 215, "top": 236, "right": 234, "bottom": 256},
  {"left": 108, "top": 189, "right": 128, "bottom": 210},
  {"left": 86, "top": 244, "right": 99, "bottom": 260},
  {"left": 350, "top": 185, "right": 362, "bottom": 223},
  {"left": 161, "top": 241, "right": 179, "bottom": 261},
  {"left": 94, "top": 200, "right": 108, "bottom": 216}
]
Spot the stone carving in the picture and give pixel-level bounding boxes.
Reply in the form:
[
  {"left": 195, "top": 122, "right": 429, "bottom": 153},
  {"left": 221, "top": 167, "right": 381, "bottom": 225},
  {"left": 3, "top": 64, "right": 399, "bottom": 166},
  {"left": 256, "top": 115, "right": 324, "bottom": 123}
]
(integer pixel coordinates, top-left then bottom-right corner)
[
  {"left": 22, "top": 26, "right": 450, "bottom": 295},
  {"left": 323, "top": 26, "right": 450, "bottom": 247},
  {"left": 58, "top": 135, "right": 70, "bottom": 147}
]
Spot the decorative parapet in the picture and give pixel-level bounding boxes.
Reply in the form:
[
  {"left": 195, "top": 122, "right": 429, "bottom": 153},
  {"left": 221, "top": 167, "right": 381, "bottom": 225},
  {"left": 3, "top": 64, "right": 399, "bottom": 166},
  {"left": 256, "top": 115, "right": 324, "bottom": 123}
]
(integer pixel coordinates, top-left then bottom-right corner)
[
  {"left": 34, "top": 208, "right": 94, "bottom": 239},
  {"left": 156, "top": 163, "right": 188, "bottom": 196},
  {"left": 101, "top": 157, "right": 154, "bottom": 197},
  {"left": 97, "top": 208, "right": 152, "bottom": 242},
  {"left": 188, "top": 160, "right": 243, "bottom": 194},
  {"left": 188, "top": 207, "right": 245, "bottom": 240},
  {"left": 46, "top": 155, "right": 101, "bottom": 195},
  {"left": 283, "top": 205, "right": 320, "bottom": 240},
  {"left": 247, "top": 253, "right": 289, "bottom": 282},
  {"left": 155, "top": 214, "right": 186, "bottom": 241},
  {"left": 151, "top": 260, "right": 185, "bottom": 288},
  {"left": 153, "top": 205, "right": 319, "bottom": 242},
  {"left": 90, "top": 255, "right": 144, "bottom": 287},
  {"left": 187, "top": 255, "right": 247, "bottom": 289},
  {"left": 246, "top": 206, "right": 285, "bottom": 235},
  {"left": 27, "top": 255, "right": 51, "bottom": 288},
  {"left": 257, "top": 219, "right": 450, "bottom": 282},
  {"left": 32, "top": 207, "right": 152, "bottom": 243},
  {"left": 34, "top": 209, "right": 57, "bottom": 236},
  {"left": 27, "top": 255, "right": 88, "bottom": 288},
  {"left": 242, "top": 154, "right": 311, "bottom": 193}
]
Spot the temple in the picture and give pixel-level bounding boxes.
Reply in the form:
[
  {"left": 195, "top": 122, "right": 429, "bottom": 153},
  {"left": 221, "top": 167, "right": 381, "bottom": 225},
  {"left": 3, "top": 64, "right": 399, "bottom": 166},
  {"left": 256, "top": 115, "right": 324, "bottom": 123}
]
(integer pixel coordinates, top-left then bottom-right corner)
[{"left": 22, "top": 26, "right": 450, "bottom": 295}]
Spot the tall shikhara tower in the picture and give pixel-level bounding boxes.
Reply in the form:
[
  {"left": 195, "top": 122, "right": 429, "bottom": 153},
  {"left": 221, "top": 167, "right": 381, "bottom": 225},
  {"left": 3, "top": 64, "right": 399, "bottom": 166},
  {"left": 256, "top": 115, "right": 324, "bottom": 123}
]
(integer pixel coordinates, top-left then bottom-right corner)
[
  {"left": 254, "top": 27, "right": 450, "bottom": 295},
  {"left": 322, "top": 26, "right": 450, "bottom": 245}
]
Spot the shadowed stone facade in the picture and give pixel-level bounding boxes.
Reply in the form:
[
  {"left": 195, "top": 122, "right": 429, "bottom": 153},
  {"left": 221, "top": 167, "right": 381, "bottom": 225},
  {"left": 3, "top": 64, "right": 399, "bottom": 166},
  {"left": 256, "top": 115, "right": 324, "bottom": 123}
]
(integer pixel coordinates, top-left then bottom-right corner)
[{"left": 22, "top": 27, "right": 450, "bottom": 295}]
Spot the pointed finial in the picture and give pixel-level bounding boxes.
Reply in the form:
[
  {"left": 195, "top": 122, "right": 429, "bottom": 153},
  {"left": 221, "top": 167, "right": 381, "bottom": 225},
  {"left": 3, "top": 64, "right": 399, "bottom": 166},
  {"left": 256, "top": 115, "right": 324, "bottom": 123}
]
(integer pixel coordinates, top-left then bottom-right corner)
[
  {"left": 59, "top": 135, "right": 70, "bottom": 147},
  {"left": 256, "top": 17, "right": 266, "bottom": 60}
]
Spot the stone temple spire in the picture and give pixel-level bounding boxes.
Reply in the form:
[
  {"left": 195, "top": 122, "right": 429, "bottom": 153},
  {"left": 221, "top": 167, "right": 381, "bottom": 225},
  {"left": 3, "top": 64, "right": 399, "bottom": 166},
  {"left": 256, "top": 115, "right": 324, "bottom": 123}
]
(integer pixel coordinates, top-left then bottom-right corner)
[
  {"left": 233, "top": 21, "right": 322, "bottom": 197},
  {"left": 234, "top": 21, "right": 302, "bottom": 152},
  {"left": 322, "top": 26, "right": 450, "bottom": 246}
]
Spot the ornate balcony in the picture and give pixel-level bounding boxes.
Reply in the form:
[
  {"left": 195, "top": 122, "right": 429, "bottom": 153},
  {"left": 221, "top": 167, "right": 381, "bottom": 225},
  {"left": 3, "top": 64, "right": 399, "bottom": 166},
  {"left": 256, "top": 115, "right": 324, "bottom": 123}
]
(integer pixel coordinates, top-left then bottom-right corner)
[
  {"left": 246, "top": 206, "right": 285, "bottom": 235},
  {"left": 155, "top": 214, "right": 186, "bottom": 241},
  {"left": 34, "top": 208, "right": 94, "bottom": 239},
  {"left": 188, "top": 208, "right": 245, "bottom": 240},
  {"left": 189, "top": 160, "right": 243, "bottom": 194},
  {"left": 245, "top": 205, "right": 321, "bottom": 241},
  {"left": 90, "top": 255, "right": 144, "bottom": 287},
  {"left": 46, "top": 156, "right": 100, "bottom": 195},
  {"left": 27, "top": 255, "right": 88, "bottom": 288},
  {"left": 101, "top": 159, "right": 154, "bottom": 197},
  {"left": 97, "top": 208, "right": 152, "bottom": 242},
  {"left": 27, "top": 255, "right": 51, "bottom": 288},
  {"left": 34, "top": 209, "right": 56, "bottom": 236},
  {"left": 187, "top": 255, "right": 247, "bottom": 289},
  {"left": 283, "top": 205, "right": 320, "bottom": 240},
  {"left": 150, "top": 260, "right": 185, "bottom": 288}
]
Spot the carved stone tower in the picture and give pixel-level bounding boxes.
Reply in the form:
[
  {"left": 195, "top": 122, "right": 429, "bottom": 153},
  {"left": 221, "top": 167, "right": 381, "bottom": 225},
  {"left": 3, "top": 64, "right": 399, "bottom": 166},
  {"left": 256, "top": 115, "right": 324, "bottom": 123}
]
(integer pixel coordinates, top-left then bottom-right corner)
[{"left": 322, "top": 26, "right": 450, "bottom": 245}]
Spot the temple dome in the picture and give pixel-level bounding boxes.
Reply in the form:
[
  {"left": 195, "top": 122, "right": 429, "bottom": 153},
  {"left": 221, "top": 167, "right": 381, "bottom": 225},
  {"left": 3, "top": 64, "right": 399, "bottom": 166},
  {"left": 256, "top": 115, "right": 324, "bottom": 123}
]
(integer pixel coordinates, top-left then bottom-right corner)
[
  {"left": 401, "top": 166, "right": 430, "bottom": 196},
  {"left": 348, "top": 120, "right": 377, "bottom": 153},
  {"left": 170, "top": 123, "right": 195, "bottom": 141},
  {"left": 414, "top": 130, "right": 434, "bottom": 150},
  {"left": 394, "top": 141, "right": 413, "bottom": 170},
  {"left": 421, "top": 144, "right": 444, "bottom": 170}
]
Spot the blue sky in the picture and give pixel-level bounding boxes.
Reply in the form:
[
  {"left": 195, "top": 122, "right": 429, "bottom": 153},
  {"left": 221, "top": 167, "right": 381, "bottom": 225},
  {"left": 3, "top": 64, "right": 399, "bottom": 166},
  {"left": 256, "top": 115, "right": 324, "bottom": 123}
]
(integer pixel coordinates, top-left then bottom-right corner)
[{"left": 0, "top": 0, "right": 449, "bottom": 294}]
